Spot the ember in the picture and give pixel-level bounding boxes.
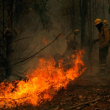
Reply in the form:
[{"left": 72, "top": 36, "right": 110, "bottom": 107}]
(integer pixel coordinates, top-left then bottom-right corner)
[
  {"left": 0, "top": 51, "right": 86, "bottom": 109},
  {"left": 43, "top": 36, "right": 47, "bottom": 45}
]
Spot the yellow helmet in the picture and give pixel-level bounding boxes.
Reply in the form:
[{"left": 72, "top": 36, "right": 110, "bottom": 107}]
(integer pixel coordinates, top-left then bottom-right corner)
[
  {"left": 103, "top": 20, "right": 108, "bottom": 24},
  {"left": 74, "top": 29, "right": 79, "bottom": 35},
  {"left": 94, "top": 18, "right": 102, "bottom": 25},
  {"left": 6, "top": 27, "right": 10, "bottom": 31},
  {"left": 74, "top": 29, "right": 79, "bottom": 33}
]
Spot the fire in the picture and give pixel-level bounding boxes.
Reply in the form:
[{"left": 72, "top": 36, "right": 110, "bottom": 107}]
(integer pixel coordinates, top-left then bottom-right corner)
[
  {"left": 43, "top": 36, "right": 47, "bottom": 45},
  {"left": 0, "top": 50, "right": 86, "bottom": 109}
]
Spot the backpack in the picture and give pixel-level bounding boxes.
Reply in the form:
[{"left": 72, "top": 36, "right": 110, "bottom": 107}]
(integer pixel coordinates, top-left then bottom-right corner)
[{"left": 102, "top": 25, "right": 110, "bottom": 45}]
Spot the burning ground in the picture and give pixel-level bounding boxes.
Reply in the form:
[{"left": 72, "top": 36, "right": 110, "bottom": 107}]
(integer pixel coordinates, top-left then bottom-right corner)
[
  {"left": 0, "top": 51, "right": 86, "bottom": 109},
  {"left": 0, "top": 50, "right": 110, "bottom": 110}
]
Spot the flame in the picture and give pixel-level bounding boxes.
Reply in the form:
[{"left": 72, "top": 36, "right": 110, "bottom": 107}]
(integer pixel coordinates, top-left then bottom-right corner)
[
  {"left": 43, "top": 36, "right": 47, "bottom": 45},
  {"left": 0, "top": 50, "right": 86, "bottom": 109}
]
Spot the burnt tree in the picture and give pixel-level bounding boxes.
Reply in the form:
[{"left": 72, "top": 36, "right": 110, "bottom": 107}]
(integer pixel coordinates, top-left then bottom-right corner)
[
  {"left": 79, "top": 0, "right": 88, "bottom": 48},
  {"left": 5, "top": 0, "right": 14, "bottom": 79},
  {"left": 0, "top": 0, "right": 50, "bottom": 81}
]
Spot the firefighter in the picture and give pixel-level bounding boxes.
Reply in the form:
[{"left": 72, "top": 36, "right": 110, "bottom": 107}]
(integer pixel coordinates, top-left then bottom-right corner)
[
  {"left": 93, "top": 18, "right": 110, "bottom": 75},
  {"left": 63, "top": 29, "right": 79, "bottom": 56},
  {"left": 103, "top": 20, "right": 109, "bottom": 27}
]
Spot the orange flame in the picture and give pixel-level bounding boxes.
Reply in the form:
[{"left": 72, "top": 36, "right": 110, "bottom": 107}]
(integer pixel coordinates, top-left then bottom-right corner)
[
  {"left": 43, "top": 36, "right": 47, "bottom": 45},
  {"left": 0, "top": 50, "right": 86, "bottom": 109}
]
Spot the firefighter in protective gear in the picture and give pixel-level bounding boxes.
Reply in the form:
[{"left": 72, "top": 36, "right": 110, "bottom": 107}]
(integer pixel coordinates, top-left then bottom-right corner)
[
  {"left": 103, "top": 20, "right": 108, "bottom": 26},
  {"left": 63, "top": 29, "right": 79, "bottom": 56},
  {"left": 94, "top": 18, "right": 110, "bottom": 75}
]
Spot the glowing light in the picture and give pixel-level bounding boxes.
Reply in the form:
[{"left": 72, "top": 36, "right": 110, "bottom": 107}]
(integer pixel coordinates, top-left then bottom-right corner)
[{"left": 0, "top": 50, "right": 86, "bottom": 109}]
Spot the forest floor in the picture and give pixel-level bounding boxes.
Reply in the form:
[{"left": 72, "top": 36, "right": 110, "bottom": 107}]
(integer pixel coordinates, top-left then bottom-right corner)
[{"left": 6, "top": 69, "right": 110, "bottom": 110}]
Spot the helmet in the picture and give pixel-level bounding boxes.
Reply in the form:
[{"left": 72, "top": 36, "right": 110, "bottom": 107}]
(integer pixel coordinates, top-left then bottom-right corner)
[
  {"left": 74, "top": 29, "right": 79, "bottom": 33},
  {"left": 74, "top": 29, "right": 79, "bottom": 35},
  {"left": 6, "top": 27, "right": 10, "bottom": 31},
  {"left": 74, "top": 29, "right": 79, "bottom": 32},
  {"left": 94, "top": 19, "right": 102, "bottom": 25},
  {"left": 103, "top": 20, "right": 108, "bottom": 24}
]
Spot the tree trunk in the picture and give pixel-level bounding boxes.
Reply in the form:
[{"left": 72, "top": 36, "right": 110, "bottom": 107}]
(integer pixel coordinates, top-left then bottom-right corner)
[
  {"left": 5, "top": 0, "right": 13, "bottom": 79},
  {"left": 88, "top": 0, "right": 93, "bottom": 61},
  {"left": 70, "top": 0, "right": 75, "bottom": 31},
  {"left": 103, "top": 0, "right": 105, "bottom": 19},
  {"left": 79, "top": 0, "right": 88, "bottom": 48}
]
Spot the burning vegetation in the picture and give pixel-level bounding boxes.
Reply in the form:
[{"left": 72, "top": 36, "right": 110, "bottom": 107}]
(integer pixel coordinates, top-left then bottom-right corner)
[{"left": 0, "top": 51, "right": 86, "bottom": 109}]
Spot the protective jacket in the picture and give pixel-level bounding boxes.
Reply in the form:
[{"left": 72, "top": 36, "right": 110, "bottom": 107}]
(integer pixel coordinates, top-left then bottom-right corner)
[
  {"left": 66, "top": 33, "right": 77, "bottom": 50},
  {"left": 98, "top": 26, "right": 110, "bottom": 48}
]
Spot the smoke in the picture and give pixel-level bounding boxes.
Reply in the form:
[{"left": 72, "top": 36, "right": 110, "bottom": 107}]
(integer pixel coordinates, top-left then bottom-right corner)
[
  {"left": 8, "top": 0, "right": 110, "bottom": 82},
  {"left": 8, "top": 0, "right": 70, "bottom": 81}
]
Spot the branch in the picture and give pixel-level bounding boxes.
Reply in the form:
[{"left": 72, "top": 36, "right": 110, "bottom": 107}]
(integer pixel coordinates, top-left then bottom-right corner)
[
  {"left": 11, "top": 73, "right": 24, "bottom": 78},
  {"left": 0, "top": 44, "right": 6, "bottom": 52},
  {"left": 12, "top": 36, "right": 32, "bottom": 43},
  {"left": 0, "top": 53, "right": 6, "bottom": 61},
  {"left": 12, "top": 67, "right": 29, "bottom": 75},
  {"left": 0, "top": 28, "right": 70, "bottom": 72},
  {"left": 14, "top": 32, "right": 64, "bottom": 66}
]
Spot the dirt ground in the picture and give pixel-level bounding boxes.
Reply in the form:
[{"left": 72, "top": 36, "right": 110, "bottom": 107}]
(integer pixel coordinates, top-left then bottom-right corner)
[{"left": 5, "top": 68, "right": 110, "bottom": 110}]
